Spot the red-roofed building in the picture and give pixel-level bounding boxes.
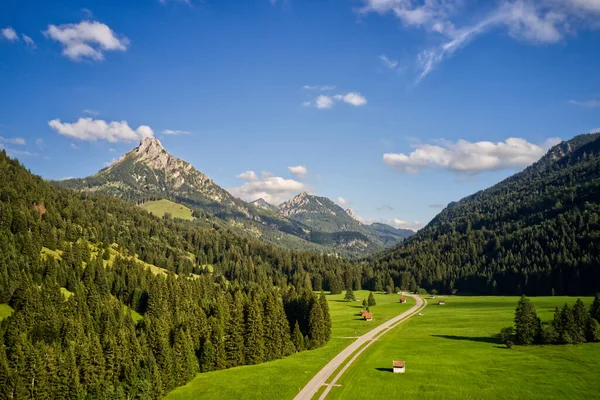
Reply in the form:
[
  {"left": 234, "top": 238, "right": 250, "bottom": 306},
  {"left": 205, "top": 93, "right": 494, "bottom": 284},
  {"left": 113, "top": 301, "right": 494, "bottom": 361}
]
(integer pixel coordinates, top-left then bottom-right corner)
[
  {"left": 363, "top": 312, "right": 373, "bottom": 321},
  {"left": 393, "top": 360, "right": 405, "bottom": 373},
  {"left": 399, "top": 297, "right": 407, "bottom": 303}
]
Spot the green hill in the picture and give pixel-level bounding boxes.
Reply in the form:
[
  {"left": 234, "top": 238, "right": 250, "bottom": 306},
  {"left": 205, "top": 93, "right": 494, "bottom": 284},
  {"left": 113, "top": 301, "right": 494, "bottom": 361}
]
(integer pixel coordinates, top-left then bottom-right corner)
[
  {"left": 140, "top": 199, "right": 194, "bottom": 220},
  {"left": 370, "top": 133, "right": 600, "bottom": 295}
]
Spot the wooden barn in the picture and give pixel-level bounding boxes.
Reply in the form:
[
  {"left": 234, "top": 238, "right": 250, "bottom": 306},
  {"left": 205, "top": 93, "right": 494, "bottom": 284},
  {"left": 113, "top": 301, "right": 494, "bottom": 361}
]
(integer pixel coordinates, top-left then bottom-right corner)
[
  {"left": 399, "top": 297, "right": 407, "bottom": 303},
  {"left": 393, "top": 360, "right": 405, "bottom": 373},
  {"left": 438, "top": 300, "right": 446, "bottom": 305},
  {"left": 363, "top": 312, "right": 373, "bottom": 321}
]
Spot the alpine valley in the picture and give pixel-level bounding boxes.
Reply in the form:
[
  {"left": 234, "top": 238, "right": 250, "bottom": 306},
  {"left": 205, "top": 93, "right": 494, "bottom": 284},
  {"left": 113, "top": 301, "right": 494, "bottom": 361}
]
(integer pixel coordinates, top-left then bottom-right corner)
[{"left": 57, "top": 138, "right": 413, "bottom": 257}]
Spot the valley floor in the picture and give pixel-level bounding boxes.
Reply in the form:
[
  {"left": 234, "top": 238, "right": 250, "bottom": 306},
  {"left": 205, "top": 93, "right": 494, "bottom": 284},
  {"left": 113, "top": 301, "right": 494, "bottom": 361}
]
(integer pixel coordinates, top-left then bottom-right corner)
[
  {"left": 165, "top": 290, "right": 414, "bottom": 400},
  {"left": 327, "top": 296, "right": 600, "bottom": 400}
]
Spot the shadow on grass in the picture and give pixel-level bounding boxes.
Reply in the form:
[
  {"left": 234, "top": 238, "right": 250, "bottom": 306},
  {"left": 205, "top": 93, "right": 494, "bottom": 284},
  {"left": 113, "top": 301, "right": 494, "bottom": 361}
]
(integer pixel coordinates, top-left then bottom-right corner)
[
  {"left": 431, "top": 334, "right": 503, "bottom": 345},
  {"left": 375, "top": 368, "right": 393, "bottom": 373}
]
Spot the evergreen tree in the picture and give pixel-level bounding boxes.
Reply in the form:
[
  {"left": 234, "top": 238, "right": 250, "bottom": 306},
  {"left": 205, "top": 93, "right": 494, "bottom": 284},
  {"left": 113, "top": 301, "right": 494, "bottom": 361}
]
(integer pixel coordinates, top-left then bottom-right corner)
[
  {"left": 308, "top": 299, "right": 325, "bottom": 349},
  {"left": 368, "top": 292, "right": 376, "bottom": 307},
  {"left": 243, "top": 299, "right": 265, "bottom": 365},
  {"left": 344, "top": 289, "right": 355, "bottom": 302},
  {"left": 224, "top": 292, "right": 245, "bottom": 367},
  {"left": 572, "top": 299, "right": 589, "bottom": 343},
  {"left": 319, "top": 291, "right": 331, "bottom": 342},
  {"left": 291, "top": 321, "right": 305, "bottom": 352},
  {"left": 558, "top": 304, "right": 576, "bottom": 344},
  {"left": 514, "top": 295, "right": 540, "bottom": 345},
  {"left": 590, "top": 293, "right": 600, "bottom": 323}
]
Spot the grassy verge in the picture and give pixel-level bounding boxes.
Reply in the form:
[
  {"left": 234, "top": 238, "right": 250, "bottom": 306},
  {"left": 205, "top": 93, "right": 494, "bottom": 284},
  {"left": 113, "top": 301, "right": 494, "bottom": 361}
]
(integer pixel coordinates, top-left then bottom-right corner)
[{"left": 140, "top": 199, "right": 194, "bottom": 220}]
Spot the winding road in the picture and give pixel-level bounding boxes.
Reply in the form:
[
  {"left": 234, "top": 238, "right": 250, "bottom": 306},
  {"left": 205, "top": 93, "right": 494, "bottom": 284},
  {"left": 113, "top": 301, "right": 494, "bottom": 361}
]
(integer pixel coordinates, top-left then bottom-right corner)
[{"left": 293, "top": 293, "right": 425, "bottom": 400}]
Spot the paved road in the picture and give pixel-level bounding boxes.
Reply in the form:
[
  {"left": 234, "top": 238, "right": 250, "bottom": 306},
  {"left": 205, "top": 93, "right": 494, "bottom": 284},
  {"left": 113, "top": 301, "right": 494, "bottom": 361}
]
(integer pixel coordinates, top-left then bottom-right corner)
[{"left": 294, "top": 294, "right": 425, "bottom": 400}]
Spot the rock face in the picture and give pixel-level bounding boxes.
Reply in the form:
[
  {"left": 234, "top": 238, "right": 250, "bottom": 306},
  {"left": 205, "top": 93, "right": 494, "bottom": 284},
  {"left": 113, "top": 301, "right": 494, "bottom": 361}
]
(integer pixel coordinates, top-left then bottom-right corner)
[
  {"left": 251, "top": 198, "right": 278, "bottom": 212},
  {"left": 60, "top": 137, "right": 245, "bottom": 212}
]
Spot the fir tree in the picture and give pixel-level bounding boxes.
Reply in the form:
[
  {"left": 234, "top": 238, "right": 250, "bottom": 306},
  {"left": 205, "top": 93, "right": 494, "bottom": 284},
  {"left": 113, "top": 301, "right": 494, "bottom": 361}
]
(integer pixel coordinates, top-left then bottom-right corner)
[
  {"left": 514, "top": 295, "right": 540, "bottom": 345},
  {"left": 590, "top": 293, "right": 600, "bottom": 323},
  {"left": 344, "top": 289, "right": 355, "bottom": 302},
  {"left": 244, "top": 299, "right": 265, "bottom": 365},
  {"left": 308, "top": 299, "right": 325, "bottom": 349},
  {"left": 368, "top": 292, "right": 376, "bottom": 307},
  {"left": 291, "top": 321, "right": 305, "bottom": 352}
]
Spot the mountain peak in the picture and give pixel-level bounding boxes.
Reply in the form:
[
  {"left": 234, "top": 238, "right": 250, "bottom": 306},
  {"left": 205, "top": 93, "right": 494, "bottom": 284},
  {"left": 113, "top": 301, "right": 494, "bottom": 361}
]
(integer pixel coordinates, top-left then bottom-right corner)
[{"left": 137, "top": 137, "right": 165, "bottom": 155}]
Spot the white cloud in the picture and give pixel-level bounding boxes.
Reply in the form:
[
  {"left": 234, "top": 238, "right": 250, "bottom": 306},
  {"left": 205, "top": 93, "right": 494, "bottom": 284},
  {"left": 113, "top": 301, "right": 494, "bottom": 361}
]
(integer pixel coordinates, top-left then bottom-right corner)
[
  {"left": 229, "top": 171, "right": 308, "bottom": 204},
  {"left": 1, "top": 27, "right": 18, "bottom": 41},
  {"left": 392, "top": 218, "right": 423, "bottom": 231},
  {"left": 71, "top": 143, "right": 78, "bottom": 149},
  {"left": 48, "top": 117, "right": 154, "bottom": 143},
  {"left": 337, "top": 196, "right": 350, "bottom": 206},
  {"left": 337, "top": 92, "right": 367, "bottom": 106},
  {"left": 83, "top": 109, "right": 99, "bottom": 116},
  {"left": 288, "top": 165, "right": 308, "bottom": 178},
  {"left": 237, "top": 170, "right": 259, "bottom": 181},
  {"left": 22, "top": 34, "right": 35, "bottom": 47},
  {"left": 569, "top": 99, "right": 600, "bottom": 108},
  {"left": 109, "top": 148, "right": 116, "bottom": 152},
  {"left": 308, "top": 92, "right": 367, "bottom": 109},
  {"left": 379, "top": 54, "right": 399, "bottom": 69},
  {"left": 162, "top": 129, "right": 192, "bottom": 135},
  {"left": 44, "top": 21, "right": 129, "bottom": 61},
  {"left": 303, "top": 85, "right": 336, "bottom": 91},
  {"left": 359, "top": 0, "right": 600, "bottom": 82},
  {"left": 316, "top": 95, "right": 335, "bottom": 109},
  {"left": 383, "top": 137, "right": 561, "bottom": 174},
  {"left": 0, "top": 136, "right": 26, "bottom": 145}
]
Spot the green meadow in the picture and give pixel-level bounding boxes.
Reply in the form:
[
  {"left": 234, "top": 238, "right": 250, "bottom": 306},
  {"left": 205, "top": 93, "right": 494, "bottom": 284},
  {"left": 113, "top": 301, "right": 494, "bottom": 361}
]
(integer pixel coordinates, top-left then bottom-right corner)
[
  {"left": 140, "top": 199, "right": 194, "bottom": 220},
  {"left": 328, "top": 296, "right": 600, "bottom": 400},
  {"left": 165, "top": 290, "right": 413, "bottom": 400}
]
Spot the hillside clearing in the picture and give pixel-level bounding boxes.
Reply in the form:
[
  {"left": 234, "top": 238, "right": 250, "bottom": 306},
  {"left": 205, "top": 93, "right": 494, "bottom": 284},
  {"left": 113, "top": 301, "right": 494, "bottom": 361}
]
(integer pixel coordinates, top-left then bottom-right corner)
[{"left": 140, "top": 199, "right": 194, "bottom": 220}]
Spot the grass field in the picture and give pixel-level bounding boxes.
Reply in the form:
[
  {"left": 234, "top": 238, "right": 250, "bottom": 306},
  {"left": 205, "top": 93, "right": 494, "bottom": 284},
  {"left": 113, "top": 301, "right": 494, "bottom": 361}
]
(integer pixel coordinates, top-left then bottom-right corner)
[
  {"left": 0, "top": 304, "right": 14, "bottom": 320},
  {"left": 140, "top": 199, "right": 194, "bottom": 220},
  {"left": 327, "top": 296, "right": 600, "bottom": 400},
  {"left": 165, "top": 290, "right": 413, "bottom": 400}
]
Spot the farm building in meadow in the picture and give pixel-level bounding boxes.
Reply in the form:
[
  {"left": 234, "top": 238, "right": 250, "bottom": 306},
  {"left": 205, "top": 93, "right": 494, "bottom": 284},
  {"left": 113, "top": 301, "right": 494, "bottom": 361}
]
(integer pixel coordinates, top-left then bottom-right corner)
[
  {"left": 393, "top": 360, "right": 405, "bottom": 373},
  {"left": 356, "top": 297, "right": 361, "bottom": 301},
  {"left": 438, "top": 300, "right": 446, "bottom": 305},
  {"left": 363, "top": 312, "right": 373, "bottom": 321},
  {"left": 399, "top": 297, "right": 407, "bottom": 303},
  {"left": 361, "top": 310, "right": 369, "bottom": 316},
  {"left": 429, "top": 295, "right": 436, "bottom": 299}
]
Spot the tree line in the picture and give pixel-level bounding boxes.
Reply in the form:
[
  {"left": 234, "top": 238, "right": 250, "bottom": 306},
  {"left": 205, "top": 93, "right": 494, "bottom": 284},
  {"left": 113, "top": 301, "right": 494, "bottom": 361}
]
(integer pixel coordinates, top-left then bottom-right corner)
[{"left": 500, "top": 294, "right": 600, "bottom": 347}]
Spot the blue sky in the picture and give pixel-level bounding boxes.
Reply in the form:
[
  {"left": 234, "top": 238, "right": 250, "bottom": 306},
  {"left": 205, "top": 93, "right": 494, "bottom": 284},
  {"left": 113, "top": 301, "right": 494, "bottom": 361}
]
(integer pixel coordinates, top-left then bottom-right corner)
[{"left": 1, "top": 0, "right": 599, "bottom": 230}]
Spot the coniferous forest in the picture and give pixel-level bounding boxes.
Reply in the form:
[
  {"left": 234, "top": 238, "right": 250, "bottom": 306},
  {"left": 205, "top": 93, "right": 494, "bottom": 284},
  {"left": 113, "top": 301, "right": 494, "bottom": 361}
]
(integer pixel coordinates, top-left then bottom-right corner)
[
  {"left": 0, "top": 152, "right": 336, "bottom": 398},
  {"left": 368, "top": 133, "right": 600, "bottom": 296}
]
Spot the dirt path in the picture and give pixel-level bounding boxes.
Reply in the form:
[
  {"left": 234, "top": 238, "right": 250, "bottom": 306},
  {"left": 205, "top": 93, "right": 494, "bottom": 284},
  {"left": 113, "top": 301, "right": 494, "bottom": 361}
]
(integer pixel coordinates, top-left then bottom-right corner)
[{"left": 293, "top": 294, "right": 425, "bottom": 400}]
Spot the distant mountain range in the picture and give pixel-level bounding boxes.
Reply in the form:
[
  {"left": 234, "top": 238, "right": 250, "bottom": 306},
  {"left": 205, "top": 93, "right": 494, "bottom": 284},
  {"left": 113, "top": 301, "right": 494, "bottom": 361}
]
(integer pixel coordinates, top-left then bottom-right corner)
[{"left": 57, "top": 138, "right": 412, "bottom": 256}]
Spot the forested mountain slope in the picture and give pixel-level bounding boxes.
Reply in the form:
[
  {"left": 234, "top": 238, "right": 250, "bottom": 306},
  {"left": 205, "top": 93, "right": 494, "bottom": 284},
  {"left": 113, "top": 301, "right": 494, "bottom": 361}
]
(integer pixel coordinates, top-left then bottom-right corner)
[
  {"left": 370, "top": 133, "right": 600, "bottom": 295},
  {"left": 0, "top": 151, "right": 370, "bottom": 398}
]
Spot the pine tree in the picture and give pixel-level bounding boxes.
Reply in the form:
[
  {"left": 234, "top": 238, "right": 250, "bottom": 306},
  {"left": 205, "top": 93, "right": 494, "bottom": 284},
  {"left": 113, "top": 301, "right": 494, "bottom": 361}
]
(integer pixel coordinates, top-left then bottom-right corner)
[
  {"left": 590, "top": 293, "right": 600, "bottom": 323},
  {"left": 244, "top": 298, "right": 265, "bottom": 365},
  {"left": 224, "top": 292, "right": 245, "bottom": 367},
  {"left": 514, "top": 295, "right": 540, "bottom": 345},
  {"left": 559, "top": 304, "right": 575, "bottom": 344},
  {"left": 344, "top": 289, "right": 355, "bottom": 302},
  {"left": 572, "top": 299, "right": 589, "bottom": 343},
  {"left": 368, "top": 292, "right": 376, "bottom": 307},
  {"left": 292, "top": 321, "right": 305, "bottom": 352},
  {"left": 319, "top": 291, "right": 331, "bottom": 342},
  {"left": 308, "top": 299, "right": 325, "bottom": 349}
]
